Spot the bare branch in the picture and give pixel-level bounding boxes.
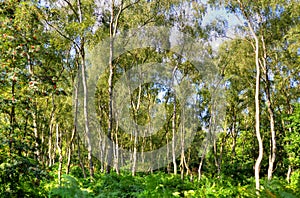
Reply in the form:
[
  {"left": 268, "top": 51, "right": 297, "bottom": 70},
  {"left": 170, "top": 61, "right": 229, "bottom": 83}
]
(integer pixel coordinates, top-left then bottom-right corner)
[{"left": 62, "top": 0, "right": 80, "bottom": 21}]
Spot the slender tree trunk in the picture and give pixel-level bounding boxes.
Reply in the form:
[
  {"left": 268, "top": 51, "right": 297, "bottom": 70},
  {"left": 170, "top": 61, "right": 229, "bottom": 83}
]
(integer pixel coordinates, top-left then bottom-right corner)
[
  {"left": 48, "top": 125, "right": 52, "bottom": 167},
  {"left": 132, "top": 83, "right": 142, "bottom": 176},
  {"left": 217, "top": 135, "right": 227, "bottom": 175},
  {"left": 33, "top": 104, "right": 40, "bottom": 161},
  {"left": 198, "top": 141, "right": 208, "bottom": 180},
  {"left": 77, "top": 0, "right": 94, "bottom": 177},
  {"left": 286, "top": 106, "right": 293, "bottom": 183},
  {"left": 172, "top": 66, "right": 178, "bottom": 175},
  {"left": 56, "top": 124, "right": 62, "bottom": 185},
  {"left": 184, "top": 154, "right": 191, "bottom": 178},
  {"left": 41, "top": 118, "right": 45, "bottom": 166},
  {"left": 81, "top": 54, "right": 94, "bottom": 177},
  {"left": 213, "top": 138, "right": 218, "bottom": 172},
  {"left": 231, "top": 112, "right": 237, "bottom": 160},
  {"left": 66, "top": 128, "right": 76, "bottom": 174},
  {"left": 48, "top": 95, "right": 55, "bottom": 167},
  {"left": 166, "top": 131, "right": 171, "bottom": 174},
  {"left": 210, "top": 95, "right": 219, "bottom": 176},
  {"left": 253, "top": 34, "right": 263, "bottom": 193},
  {"left": 218, "top": 116, "right": 228, "bottom": 175},
  {"left": 286, "top": 125, "right": 293, "bottom": 182},
  {"left": 185, "top": 148, "right": 193, "bottom": 181},
  {"left": 180, "top": 111, "right": 185, "bottom": 180},
  {"left": 66, "top": 147, "right": 71, "bottom": 174},
  {"left": 132, "top": 128, "right": 138, "bottom": 176},
  {"left": 67, "top": 77, "right": 79, "bottom": 174},
  {"left": 114, "top": 119, "right": 120, "bottom": 174},
  {"left": 198, "top": 102, "right": 215, "bottom": 180},
  {"left": 80, "top": 53, "right": 94, "bottom": 177},
  {"left": 261, "top": 36, "right": 276, "bottom": 181},
  {"left": 283, "top": 100, "right": 294, "bottom": 182},
  {"left": 287, "top": 165, "right": 292, "bottom": 183},
  {"left": 150, "top": 136, "right": 153, "bottom": 173},
  {"left": 77, "top": 133, "right": 86, "bottom": 178},
  {"left": 147, "top": 98, "right": 154, "bottom": 173},
  {"left": 141, "top": 121, "right": 147, "bottom": 169},
  {"left": 107, "top": 0, "right": 115, "bottom": 174},
  {"left": 9, "top": 77, "right": 16, "bottom": 154},
  {"left": 237, "top": 1, "right": 263, "bottom": 192},
  {"left": 266, "top": 84, "right": 276, "bottom": 181},
  {"left": 99, "top": 133, "right": 104, "bottom": 172},
  {"left": 107, "top": 0, "right": 128, "bottom": 174}
]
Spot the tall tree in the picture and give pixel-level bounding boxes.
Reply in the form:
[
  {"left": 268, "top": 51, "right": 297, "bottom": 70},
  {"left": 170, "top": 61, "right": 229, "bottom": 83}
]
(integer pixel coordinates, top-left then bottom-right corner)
[
  {"left": 0, "top": 0, "right": 61, "bottom": 195},
  {"left": 43, "top": 0, "right": 97, "bottom": 177}
]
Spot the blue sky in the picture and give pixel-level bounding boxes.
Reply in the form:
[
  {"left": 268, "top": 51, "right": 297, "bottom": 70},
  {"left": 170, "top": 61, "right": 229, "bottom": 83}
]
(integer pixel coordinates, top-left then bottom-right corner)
[
  {"left": 203, "top": 6, "right": 240, "bottom": 27},
  {"left": 202, "top": 4, "right": 242, "bottom": 50}
]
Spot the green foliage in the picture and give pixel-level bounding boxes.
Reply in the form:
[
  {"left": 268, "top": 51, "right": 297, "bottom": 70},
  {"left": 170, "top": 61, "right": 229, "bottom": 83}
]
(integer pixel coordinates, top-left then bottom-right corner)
[
  {"left": 259, "top": 177, "right": 299, "bottom": 198},
  {"left": 0, "top": 153, "right": 48, "bottom": 197},
  {"left": 91, "top": 172, "right": 144, "bottom": 198},
  {"left": 44, "top": 171, "right": 300, "bottom": 198},
  {"left": 49, "top": 175, "right": 92, "bottom": 198},
  {"left": 285, "top": 104, "right": 300, "bottom": 168},
  {"left": 0, "top": 0, "right": 52, "bottom": 196},
  {"left": 289, "top": 169, "right": 300, "bottom": 194},
  {"left": 138, "top": 172, "right": 194, "bottom": 197},
  {"left": 0, "top": 0, "right": 299, "bottom": 197}
]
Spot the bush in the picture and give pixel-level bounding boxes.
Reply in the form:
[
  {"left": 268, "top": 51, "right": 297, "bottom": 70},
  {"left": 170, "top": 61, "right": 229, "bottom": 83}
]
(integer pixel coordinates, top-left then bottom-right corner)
[
  {"left": 290, "top": 169, "right": 300, "bottom": 194},
  {"left": 45, "top": 171, "right": 300, "bottom": 198},
  {"left": 49, "top": 175, "right": 92, "bottom": 198}
]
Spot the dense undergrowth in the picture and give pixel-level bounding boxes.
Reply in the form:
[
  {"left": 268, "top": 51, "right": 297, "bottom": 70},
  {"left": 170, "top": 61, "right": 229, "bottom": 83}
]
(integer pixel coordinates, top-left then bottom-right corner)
[{"left": 37, "top": 167, "right": 300, "bottom": 197}]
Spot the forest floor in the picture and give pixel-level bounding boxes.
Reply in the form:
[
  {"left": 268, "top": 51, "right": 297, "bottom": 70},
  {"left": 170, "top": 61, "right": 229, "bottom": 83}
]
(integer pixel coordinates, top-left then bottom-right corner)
[{"left": 45, "top": 169, "right": 300, "bottom": 198}]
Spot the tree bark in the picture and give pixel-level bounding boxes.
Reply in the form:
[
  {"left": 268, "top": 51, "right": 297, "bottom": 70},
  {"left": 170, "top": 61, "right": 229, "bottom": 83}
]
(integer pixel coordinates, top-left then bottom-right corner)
[
  {"left": 114, "top": 118, "right": 120, "bottom": 174},
  {"left": 172, "top": 66, "right": 178, "bottom": 175},
  {"left": 253, "top": 35, "right": 263, "bottom": 193},
  {"left": 198, "top": 141, "right": 208, "bottom": 181},
  {"left": 107, "top": 0, "right": 116, "bottom": 174},
  {"left": 66, "top": 76, "right": 80, "bottom": 174},
  {"left": 33, "top": 104, "right": 40, "bottom": 161},
  {"left": 287, "top": 165, "right": 292, "bottom": 183},
  {"left": 180, "top": 109, "right": 185, "bottom": 180},
  {"left": 231, "top": 110, "right": 237, "bottom": 159},
  {"left": 9, "top": 77, "right": 16, "bottom": 154},
  {"left": 237, "top": 0, "right": 263, "bottom": 191},
  {"left": 77, "top": 132, "right": 86, "bottom": 178},
  {"left": 253, "top": 34, "right": 263, "bottom": 194},
  {"left": 217, "top": 134, "right": 228, "bottom": 175},
  {"left": 77, "top": 0, "right": 94, "bottom": 177},
  {"left": 132, "top": 82, "right": 142, "bottom": 176},
  {"left": 261, "top": 36, "right": 276, "bottom": 181},
  {"left": 80, "top": 53, "right": 94, "bottom": 177},
  {"left": 56, "top": 124, "right": 62, "bottom": 185},
  {"left": 48, "top": 95, "right": 55, "bottom": 167}
]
